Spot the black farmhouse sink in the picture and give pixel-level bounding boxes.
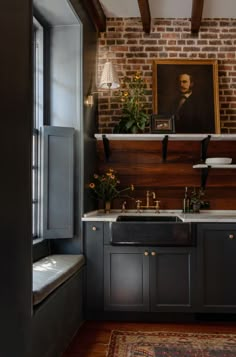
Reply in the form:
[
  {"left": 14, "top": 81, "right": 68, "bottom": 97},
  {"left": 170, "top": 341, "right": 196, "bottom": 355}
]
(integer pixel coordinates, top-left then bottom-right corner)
[{"left": 110, "top": 216, "right": 194, "bottom": 246}]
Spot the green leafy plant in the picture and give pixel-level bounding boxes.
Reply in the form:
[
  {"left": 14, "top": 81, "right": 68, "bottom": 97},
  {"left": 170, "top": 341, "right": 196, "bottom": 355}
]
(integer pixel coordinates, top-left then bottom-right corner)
[
  {"left": 89, "top": 168, "right": 134, "bottom": 202},
  {"left": 190, "top": 187, "right": 205, "bottom": 206},
  {"left": 189, "top": 187, "right": 210, "bottom": 212},
  {"left": 113, "top": 71, "right": 149, "bottom": 133}
]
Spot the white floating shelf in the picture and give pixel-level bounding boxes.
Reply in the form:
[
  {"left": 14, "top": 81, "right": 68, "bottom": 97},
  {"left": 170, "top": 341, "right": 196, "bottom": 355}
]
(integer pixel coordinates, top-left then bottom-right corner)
[
  {"left": 95, "top": 134, "right": 236, "bottom": 141},
  {"left": 193, "top": 164, "right": 236, "bottom": 169}
]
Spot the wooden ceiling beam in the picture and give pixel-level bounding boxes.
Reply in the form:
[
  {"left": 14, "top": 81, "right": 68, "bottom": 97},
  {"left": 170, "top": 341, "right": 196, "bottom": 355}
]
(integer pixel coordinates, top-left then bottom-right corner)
[
  {"left": 137, "top": 0, "right": 151, "bottom": 34},
  {"left": 81, "top": 0, "right": 106, "bottom": 33},
  {"left": 191, "top": 0, "right": 204, "bottom": 33}
]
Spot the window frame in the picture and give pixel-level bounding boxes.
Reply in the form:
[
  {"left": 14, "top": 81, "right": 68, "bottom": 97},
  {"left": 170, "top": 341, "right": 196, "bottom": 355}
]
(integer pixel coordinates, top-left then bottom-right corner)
[{"left": 32, "top": 17, "right": 44, "bottom": 239}]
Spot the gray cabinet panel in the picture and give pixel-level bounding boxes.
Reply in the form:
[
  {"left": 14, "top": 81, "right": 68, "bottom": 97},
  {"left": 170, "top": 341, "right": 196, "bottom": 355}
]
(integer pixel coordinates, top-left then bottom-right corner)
[
  {"left": 197, "top": 224, "right": 236, "bottom": 312},
  {"left": 104, "top": 246, "right": 149, "bottom": 311},
  {"left": 150, "top": 248, "right": 194, "bottom": 311},
  {"left": 85, "top": 222, "right": 104, "bottom": 311},
  {"left": 42, "top": 126, "right": 74, "bottom": 238}
]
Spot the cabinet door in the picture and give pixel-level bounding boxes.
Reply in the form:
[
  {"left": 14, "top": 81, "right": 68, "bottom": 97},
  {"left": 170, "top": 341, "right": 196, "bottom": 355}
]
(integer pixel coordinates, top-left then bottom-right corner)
[
  {"left": 104, "top": 246, "right": 149, "bottom": 311},
  {"left": 150, "top": 248, "right": 195, "bottom": 312},
  {"left": 84, "top": 222, "right": 104, "bottom": 311},
  {"left": 197, "top": 224, "right": 236, "bottom": 312}
]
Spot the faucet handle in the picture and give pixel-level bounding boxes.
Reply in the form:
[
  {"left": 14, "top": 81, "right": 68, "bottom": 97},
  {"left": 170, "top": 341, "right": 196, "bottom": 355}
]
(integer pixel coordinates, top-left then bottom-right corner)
[
  {"left": 136, "top": 200, "right": 142, "bottom": 213},
  {"left": 154, "top": 200, "right": 160, "bottom": 213},
  {"left": 121, "top": 201, "right": 127, "bottom": 213}
]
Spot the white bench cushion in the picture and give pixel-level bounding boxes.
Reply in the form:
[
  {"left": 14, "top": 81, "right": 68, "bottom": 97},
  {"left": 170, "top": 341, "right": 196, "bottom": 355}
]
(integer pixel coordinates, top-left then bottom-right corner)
[{"left": 33, "top": 254, "right": 85, "bottom": 306}]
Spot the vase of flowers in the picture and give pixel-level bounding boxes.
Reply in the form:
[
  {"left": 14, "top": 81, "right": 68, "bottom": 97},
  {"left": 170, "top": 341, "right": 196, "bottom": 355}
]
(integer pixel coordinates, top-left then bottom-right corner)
[
  {"left": 113, "top": 71, "right": 149, "bottom": 133},
  {"left": 89, "top": 168, "right": 134, "bottom": 213}
]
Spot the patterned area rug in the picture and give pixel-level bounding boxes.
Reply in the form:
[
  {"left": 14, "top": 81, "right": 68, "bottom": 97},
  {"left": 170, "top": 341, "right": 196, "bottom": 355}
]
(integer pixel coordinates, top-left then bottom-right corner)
[{"left": 107, "top": 330, "right": 236, "bottom": 356}]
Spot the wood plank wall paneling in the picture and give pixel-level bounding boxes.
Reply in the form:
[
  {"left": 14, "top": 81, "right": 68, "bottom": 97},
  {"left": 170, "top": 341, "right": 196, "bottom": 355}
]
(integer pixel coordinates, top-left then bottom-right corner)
[{"left": 96, "top": 140, "right": 236, "bottom": 210}]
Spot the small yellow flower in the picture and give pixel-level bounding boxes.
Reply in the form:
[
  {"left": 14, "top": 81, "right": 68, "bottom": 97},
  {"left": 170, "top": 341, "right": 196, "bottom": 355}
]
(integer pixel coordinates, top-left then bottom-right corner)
[{"left": 89, "top": 183, "right": 95, "bottom": 189}]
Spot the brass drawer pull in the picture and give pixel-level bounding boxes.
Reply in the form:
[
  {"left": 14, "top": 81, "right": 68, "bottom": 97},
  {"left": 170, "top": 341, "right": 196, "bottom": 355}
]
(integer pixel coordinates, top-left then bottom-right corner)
[
  {"left": 151, "top": 251, "right": 156, "bottom": 256},
  {"left": 144, "top": 251, "right": 149, "bottom": 256},
  {"left": 229, "top": 234, "right": 234, "bottom": 239},
  {"left": 92, "top": 226, "right": 97, "bottom": 231}
]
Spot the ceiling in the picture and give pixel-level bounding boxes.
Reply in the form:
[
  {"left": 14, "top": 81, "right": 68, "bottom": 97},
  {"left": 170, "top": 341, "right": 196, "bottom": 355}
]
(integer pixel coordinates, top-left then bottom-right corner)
[
  {"left": 81, "top": 0, "right": 236, "bottom": 35},
  {"left": 99, "top": 0, "right": 236, "bottom": 19},
  {"left": 33, "top": 0, "right": 236, "bottom": 31}
]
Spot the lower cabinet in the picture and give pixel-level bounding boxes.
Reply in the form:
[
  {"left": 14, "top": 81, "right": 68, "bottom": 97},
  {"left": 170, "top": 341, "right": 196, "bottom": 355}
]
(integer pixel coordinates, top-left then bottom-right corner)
[
  {"left": 197, "top": 224, "right": 236, "bottom": 313},
  {"left": 104, "top": 245, "right": 195, "bottom": 312},
  {"left": 85, "top": 221, "right": 236, "bottom": 317}
]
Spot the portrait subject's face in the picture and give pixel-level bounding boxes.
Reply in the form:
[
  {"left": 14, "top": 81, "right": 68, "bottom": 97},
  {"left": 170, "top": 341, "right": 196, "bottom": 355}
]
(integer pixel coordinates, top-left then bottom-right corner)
[{"left": 178, "top": 74, "right": 193, "bottom": 94}]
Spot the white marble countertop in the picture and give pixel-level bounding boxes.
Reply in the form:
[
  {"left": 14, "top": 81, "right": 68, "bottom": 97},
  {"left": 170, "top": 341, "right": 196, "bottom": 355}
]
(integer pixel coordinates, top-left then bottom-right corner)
[{"left": 82, "top": 210, "right": 236, "bottom": 223}]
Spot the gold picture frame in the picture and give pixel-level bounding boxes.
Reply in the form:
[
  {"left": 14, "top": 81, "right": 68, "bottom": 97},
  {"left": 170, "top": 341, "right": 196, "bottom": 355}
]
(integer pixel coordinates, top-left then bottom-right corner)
[{"left": 152, "top": 59, "right": 220, "bottom": 134}]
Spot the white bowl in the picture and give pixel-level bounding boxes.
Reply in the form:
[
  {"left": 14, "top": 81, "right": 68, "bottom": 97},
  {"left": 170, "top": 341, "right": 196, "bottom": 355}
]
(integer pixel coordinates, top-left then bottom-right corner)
[{"left": 205, "top": 157, "right": 232, "bottom": 165}]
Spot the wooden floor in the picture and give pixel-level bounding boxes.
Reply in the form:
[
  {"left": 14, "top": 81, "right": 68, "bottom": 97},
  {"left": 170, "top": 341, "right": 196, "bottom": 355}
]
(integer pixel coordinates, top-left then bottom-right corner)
[{"left": 62, "top": 319, "right": 236, "bottom": 357}]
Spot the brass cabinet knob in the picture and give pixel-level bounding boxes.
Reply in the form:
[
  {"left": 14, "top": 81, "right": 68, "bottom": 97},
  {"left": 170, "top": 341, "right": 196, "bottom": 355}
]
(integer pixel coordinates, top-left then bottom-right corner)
[
  {"left": 92, "top": 226, "right": 97, "bottom": 231},
  {"left": 144, "top": 251, "right": 149, "bottom": 256},
  {"left": 151, "top": 251, "right": 156, "bottom": 256},
  {"left": 229, "top": 234, "right": 234, "bottom": 239}
]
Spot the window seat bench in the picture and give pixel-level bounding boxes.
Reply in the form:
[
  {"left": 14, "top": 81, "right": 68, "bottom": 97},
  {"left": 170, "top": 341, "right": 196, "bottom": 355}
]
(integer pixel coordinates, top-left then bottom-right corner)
[
  {"left": 33, "top": 254, "right": 85, "bottom": 306},
  {"left": 32, "top": 254, "right": 85, "bottom": 357}
]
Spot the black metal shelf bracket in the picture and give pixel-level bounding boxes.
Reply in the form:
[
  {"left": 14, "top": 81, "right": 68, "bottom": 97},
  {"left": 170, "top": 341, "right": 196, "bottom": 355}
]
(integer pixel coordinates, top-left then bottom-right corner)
[
  {"left": 201, "top": 135, "right": 211, "bottom": 162},
  {"left": 102, "top": 134, "right": 110, "bottom": 161},
  {"left": 201, "top": 167, "right": 210, "bottom": 189},
  {"left": 162, "top": 135, "right": 169, "bottom": 162}
]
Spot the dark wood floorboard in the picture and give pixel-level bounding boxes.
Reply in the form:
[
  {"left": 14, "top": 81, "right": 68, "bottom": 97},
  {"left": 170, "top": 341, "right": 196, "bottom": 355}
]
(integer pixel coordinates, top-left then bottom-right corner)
[{"left": 62, "top": 319, "right": 236, "bottom": 357}]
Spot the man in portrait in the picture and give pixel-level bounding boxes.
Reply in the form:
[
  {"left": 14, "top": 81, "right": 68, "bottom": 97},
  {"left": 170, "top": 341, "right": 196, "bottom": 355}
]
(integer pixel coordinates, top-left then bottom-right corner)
[
  {"left": 170, "top": 72, "right": 214, "bottom": 133},
  {"left": 154, "top": 62, "right": 218, "bottom": 134}
]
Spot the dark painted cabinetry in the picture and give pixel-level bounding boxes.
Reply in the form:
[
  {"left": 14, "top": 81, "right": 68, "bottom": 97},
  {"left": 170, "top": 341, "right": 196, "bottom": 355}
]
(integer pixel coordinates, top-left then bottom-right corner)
[
  {"left": 104, "top": 245, "right": 195, "bottom": 312},
  {"left": 84, "top": 222, "right": 104, "bottom": 312},
  {"left": 197, "top": 224, "right": 236, "bottom": 313},
  {"left": 85, "top": 221, "right": 195, "bottom": 316},
  {"left": 84, "top": 221, "right": 236, "bottom": 317}
]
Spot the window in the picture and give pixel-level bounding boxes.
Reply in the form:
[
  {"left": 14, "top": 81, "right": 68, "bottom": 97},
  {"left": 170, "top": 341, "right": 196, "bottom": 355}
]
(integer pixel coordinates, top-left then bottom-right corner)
[{"left": 32, "top": 17, "right": 44, "bottom": 239}]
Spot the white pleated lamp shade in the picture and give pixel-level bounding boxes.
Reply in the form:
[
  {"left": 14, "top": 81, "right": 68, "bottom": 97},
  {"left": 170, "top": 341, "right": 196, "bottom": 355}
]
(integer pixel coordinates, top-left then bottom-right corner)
[{"left": 99, "top": 61, "right": 120, "bottom": 89}]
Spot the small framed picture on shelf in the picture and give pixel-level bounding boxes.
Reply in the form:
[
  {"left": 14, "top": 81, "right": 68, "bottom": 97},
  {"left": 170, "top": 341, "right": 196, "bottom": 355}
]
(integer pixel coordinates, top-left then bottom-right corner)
[{"left": 150, "top": 114, "right": 175, "bottom": 133}]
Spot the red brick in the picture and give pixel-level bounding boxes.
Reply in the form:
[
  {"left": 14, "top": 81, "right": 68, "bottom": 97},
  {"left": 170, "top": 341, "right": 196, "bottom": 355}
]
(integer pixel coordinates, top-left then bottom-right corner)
[{"left": 97, "top": 17, "right": 236, "bottom": 132}]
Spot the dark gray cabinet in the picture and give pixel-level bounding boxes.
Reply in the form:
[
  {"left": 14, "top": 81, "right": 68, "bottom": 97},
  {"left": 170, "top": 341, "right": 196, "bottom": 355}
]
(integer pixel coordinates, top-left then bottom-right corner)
[
  {"left": 104, "top": 246, "right": 149, "bottom": 311},
  {"left": 84, "top": 221, "right": 236, "bottom": 317},
  {"left": 150, "top": 247, "right": 194, "bottom": 312},
  {"left": 104, "top": 245, "right": 195, "bottom": 312},
  {"left": 84, "top": 222, "right": 104, "bottom": 312},
  {"left": 197, "top": 224, "right": 236, "bottom": 313}
]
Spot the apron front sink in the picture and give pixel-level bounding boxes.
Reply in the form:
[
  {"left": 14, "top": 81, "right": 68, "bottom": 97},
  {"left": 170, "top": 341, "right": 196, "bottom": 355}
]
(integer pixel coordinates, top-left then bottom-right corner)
[{"left": 110, "top": 219, "right": 194, "bottom": 246}]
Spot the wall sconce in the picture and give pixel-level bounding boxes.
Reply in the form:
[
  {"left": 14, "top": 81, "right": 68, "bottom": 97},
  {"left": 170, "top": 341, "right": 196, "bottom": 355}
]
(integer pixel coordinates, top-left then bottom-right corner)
[{"left": 85, "top": 61, "right": 120, "bottom": 106}]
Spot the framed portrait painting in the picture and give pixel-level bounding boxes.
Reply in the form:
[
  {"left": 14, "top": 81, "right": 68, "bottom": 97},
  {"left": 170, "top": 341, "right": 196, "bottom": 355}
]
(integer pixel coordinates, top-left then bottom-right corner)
[{"left": 152, "top": 59, "right": 220, "bottom": 134}]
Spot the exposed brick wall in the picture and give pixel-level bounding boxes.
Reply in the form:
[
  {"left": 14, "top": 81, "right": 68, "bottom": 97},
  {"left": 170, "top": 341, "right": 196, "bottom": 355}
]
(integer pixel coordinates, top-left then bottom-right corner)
[{"left": 97, "top": 18, "right": 236, "bottom": 133}]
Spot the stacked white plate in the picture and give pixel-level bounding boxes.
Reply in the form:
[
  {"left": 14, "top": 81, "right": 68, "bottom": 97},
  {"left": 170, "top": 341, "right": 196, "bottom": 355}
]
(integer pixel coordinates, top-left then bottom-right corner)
[{"left": 205, "top": 157, "right": 232, "bottom": 165}]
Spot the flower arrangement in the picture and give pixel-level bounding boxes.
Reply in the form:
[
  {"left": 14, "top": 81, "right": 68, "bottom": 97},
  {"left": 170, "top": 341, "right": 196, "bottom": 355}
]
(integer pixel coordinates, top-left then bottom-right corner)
[
  {"left": 113, "top": 71, "right": 149, "bottom": 133},
  {"left": 89, "top": 168, "right": 134, "bottom": 202}
]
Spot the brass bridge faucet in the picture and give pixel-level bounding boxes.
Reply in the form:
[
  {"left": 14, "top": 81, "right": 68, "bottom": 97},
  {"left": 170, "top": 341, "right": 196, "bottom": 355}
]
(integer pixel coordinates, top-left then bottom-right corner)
[{"left": 136, "top": 191, "right": 160, "bottom": 212}]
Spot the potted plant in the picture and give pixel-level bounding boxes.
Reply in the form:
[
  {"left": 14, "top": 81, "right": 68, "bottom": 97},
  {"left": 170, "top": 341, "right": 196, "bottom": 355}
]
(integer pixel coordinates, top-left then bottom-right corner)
[
  {"left": 113, "top": 71, "right": 149, "bottom": 133},
  {"left": 190, "top": 187, "right": 205, "bottom": 213},
  {"left": 88, "top": 168, "right": 134, "bottom": 213}
]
